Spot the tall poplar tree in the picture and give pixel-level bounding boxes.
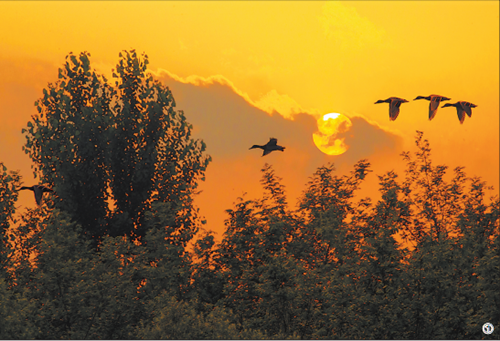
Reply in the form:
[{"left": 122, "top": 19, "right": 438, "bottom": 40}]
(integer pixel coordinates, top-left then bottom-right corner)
[{"left": 22, "top": 50, "right": 211, "bottom": 242}]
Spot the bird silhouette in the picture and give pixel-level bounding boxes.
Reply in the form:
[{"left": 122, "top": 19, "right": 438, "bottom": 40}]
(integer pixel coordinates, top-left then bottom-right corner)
[
  {"left": 414, "top": 95, "right": 451, "bottom": 120},
  {"left": 375, "top": 97, "right": 409, "bottom": 121},
  {"left": 18, "top": 185, "right": 54, "bottom": 205},
  {"left": 441, "top": 101, "right": 477, "bottom": 124},
  {"left": 249, "top": 138, "right": 285, "bottom": 156}
]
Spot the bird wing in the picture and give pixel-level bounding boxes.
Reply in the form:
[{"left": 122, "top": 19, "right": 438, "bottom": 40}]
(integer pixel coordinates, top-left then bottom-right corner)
[
  {"left": 460, "top": 102, "right": 473, "bottom": 117},
  {"left": 389, "top": 105, "right": 400, "bottom": 121},
  {"left": 33, "top": 186, "right": 42, "bottom": 206},
  {"left": 39, "top": 185, "right": 53, "bottom": 193},
  {"left": 413, "top": 96, "right": 427, "bottom": 100},
  {"left": 389, "top": 99, "right": 403, "bottom": 121},
  {"left": 429, "top": 98, "right": 441, "bottom": 120},
  {"left": 262, "top": 149, "right": 272, "bottom": 156},
  {"left": 268, "top": 138, "right": 278, "bottom": 146},
  {"left": 456, "top": 107, "right": 466, "bottom": 124}
]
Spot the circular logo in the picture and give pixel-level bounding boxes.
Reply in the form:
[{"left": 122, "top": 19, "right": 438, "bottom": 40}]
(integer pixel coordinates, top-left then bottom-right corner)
[{"left": 482, "top": 322, "right": 494, "bottom": 335}]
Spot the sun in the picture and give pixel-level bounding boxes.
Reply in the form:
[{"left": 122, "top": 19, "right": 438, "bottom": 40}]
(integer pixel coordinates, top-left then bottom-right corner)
[{"left": 313, "top": 113, "right": 353, "bottom": 155}]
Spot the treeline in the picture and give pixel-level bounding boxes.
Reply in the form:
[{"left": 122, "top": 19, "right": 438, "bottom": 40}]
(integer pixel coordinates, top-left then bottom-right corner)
[{"left": 0, "top": 51, "right": 498, "bottom": 339}]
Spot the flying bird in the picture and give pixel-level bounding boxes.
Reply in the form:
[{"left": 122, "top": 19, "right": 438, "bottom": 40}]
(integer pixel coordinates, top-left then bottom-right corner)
[
  {"left": 375, "top": 97, "right": 409, "bottom": 121},
  {"left": 413, "top": 95, "right": 451, "bottom": 120},
  {"left": 441, "top": 101, "right": 477, "bottom": 124},
  {"left": 18, "top": 185, "right": 54, "bottom": 206},
  {"left": 249, "top": 138, "right": 285, "bottom": 156}
]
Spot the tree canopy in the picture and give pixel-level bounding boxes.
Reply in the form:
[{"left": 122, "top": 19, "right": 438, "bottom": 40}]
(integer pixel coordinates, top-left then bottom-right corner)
[
  {"left": 0, "top": 50, "right": 498, "bottom": 339},
  {"left": 22, "top": 50, "right": 210, "bottom": 243}
]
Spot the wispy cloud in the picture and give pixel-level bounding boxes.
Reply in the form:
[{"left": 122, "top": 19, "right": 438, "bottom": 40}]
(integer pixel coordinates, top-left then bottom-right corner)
[
  {"left": 319, "top": 1, "right": 388, "bottom": 51},
  {"left": 254, "top": 89, "right": 320, "bottom": 120}
]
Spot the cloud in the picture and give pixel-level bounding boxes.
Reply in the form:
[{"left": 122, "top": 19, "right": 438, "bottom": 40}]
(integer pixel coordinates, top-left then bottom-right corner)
[
  {"left": 154, "top": 69, "right": 322, "bottom": 164},
  {"left": 152, "top": 68, "right": 404, "bottom": 238},
  {"left": 153, "top": 68, "right": 403, "bottom": 173},
  {"left": 254, "top": 89, "right": 320, "bottom": 120},
  {"left": 152, "top": 68, "right": 319, "bottom": 121},
  {"left": 338, "top": 116, "right": 403, "bottom": 161},
  {"left": 152, "top": 69, "right": 255, "bottom": 106},
  {"left": 319, "top": 1, "right": 387, "bottom": 50}
]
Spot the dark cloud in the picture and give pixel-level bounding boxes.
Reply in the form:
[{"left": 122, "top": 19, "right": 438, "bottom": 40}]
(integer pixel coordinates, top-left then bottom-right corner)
[
  {"left": 156, "top": 70, "right": 403, "bottom": 174},
  {"left": 332, "top": 116, "right": 404, "bottom": 166},
  {"left": 157, "top": 73, "right": 315, "bottom": 156}
]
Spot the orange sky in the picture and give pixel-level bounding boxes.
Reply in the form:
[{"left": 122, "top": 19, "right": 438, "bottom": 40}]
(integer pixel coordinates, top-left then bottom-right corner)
[{"left": 1, "top": 1, "right": 498, "bottom": 242}]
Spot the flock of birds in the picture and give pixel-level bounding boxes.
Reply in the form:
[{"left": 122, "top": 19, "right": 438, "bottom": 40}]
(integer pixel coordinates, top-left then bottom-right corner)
[
  {"left": 247, "top": 94, "right": 478, "bottom": 159},
  {"left": 375, "top": 94, "right": 477, "bottom": 124},
  {"left": 18, "top": 95, "right": 478, "bottom": 206}
]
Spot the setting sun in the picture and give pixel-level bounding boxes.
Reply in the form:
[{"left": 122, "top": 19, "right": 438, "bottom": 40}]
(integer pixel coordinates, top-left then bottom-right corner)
[{"left": 313, "top": 112, "right": 353, "bottom": 155}]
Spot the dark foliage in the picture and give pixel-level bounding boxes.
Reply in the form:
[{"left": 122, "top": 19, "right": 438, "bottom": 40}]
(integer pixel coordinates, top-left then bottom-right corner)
[{"left": 1, "top": 49, "right": 498, "bottom": 339}]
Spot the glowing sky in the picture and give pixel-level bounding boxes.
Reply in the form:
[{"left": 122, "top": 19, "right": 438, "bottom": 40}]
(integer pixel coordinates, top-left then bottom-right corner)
[{"left": 1, "top": 1, "right": 498, "bottom": 241}]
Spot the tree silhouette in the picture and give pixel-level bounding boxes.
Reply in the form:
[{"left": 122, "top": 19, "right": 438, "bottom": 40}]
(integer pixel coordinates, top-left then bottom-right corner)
[
  {"left": 0, "top": 163, "right": 21, "bottom": 280},
  {"left": 210, "top": 132, "right": 498, "bottom": 339},
  {"left": 23, "top": 52, "right": 113, "bottom": 240},
  {"left": 22, "top": 50, "right": 211, "bottom": 243},
  {"left": 4, "top": 53, "right": 499, "bottom": 340}
]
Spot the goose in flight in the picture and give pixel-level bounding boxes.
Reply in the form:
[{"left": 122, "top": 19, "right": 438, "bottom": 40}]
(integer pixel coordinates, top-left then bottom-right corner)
[
  {"left": 441, "top": 101, "right": 477, "bottom": 124},
  {"left": 19, "top": 185, "right": 54, "bottom": 205},
  {"left": 375, "top": 97, "right": 409, "bottom": 121},
  {"left": 249, "top": 138, "right": 285, "bottom": 156},
  {"left": 414, "top": 95, "right": 451, "bottom": 120}
]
